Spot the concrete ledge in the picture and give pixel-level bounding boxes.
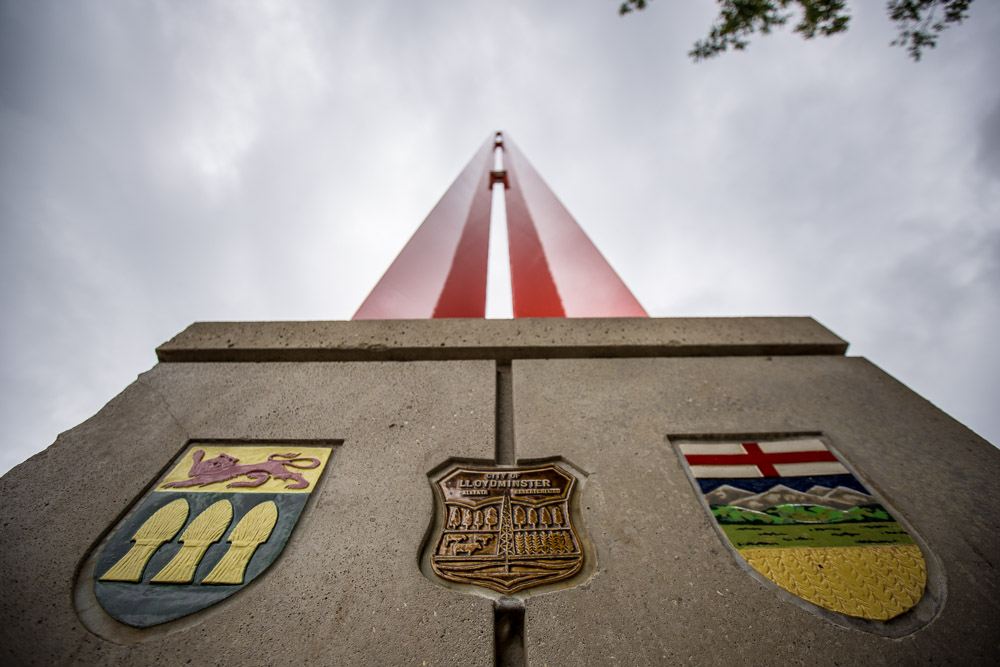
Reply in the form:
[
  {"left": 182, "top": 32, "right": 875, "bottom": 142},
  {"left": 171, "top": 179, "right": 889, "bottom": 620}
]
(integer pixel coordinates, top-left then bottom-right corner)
[{"left": 156, "top": 317, "right": 848, "bottom": 362}]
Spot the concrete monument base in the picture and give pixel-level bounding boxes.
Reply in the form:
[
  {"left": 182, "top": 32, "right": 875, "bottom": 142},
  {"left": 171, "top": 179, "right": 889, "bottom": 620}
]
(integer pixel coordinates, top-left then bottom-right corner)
[{"left": 1, "top": 318, "right": 996, "bottom": 664}]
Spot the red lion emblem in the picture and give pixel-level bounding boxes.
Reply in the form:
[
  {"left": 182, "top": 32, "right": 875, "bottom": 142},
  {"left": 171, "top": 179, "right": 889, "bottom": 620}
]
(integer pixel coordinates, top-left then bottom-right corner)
[{"left": 163, "top": 450, "right": 321, "bottom": 490}]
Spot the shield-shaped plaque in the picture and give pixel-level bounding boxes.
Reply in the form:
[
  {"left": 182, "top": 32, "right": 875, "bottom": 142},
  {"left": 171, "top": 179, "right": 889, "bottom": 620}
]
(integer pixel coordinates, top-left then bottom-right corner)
[
  {"left": 675, "top": 437, "right": 926, "bottom": 621},
  {"left": 425, "top": 463, "right": 585, "bottom": 595},
  {"left": 88, "top": 444, "right": 332, "bottom": 628}
]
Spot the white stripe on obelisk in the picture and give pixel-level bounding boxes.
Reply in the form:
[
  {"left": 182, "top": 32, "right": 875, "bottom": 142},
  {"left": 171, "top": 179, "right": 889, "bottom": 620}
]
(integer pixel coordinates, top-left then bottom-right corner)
[{"left": 486, "top": 144, "right": 513, "bottom": 318}]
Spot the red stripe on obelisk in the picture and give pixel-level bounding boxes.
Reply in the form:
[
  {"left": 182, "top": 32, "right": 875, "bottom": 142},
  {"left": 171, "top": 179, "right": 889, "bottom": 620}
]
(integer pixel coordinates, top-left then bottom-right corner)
[
  {"left": 502, "top": 137, "right": 648, "bottom": 318},
  {"left": 353, "top": 136, "right": 494, "bottom": 319},
  {"left": 503, "top": 150, "right": 565, "bottom": 317},
  {"left": 433, "top": 151, "right": 494, "bottom": 318},
  {"left": 683, "top": 442, "right": 838, "bottom": 477}
]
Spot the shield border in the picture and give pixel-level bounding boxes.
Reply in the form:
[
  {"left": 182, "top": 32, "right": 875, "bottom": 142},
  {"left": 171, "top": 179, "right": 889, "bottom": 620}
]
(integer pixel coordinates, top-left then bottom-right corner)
[
  {"left": 670, "top": 432, "right": 942, "bottom": 636},
  {"left": 74, "top": 439, "right": 338, "bottom": 644}
]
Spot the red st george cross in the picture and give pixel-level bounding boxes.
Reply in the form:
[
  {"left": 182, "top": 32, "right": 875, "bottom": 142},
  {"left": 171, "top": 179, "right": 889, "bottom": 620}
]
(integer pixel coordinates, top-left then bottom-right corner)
[{"left": 683, "top": 442, "right": 838, "bottom": 477}]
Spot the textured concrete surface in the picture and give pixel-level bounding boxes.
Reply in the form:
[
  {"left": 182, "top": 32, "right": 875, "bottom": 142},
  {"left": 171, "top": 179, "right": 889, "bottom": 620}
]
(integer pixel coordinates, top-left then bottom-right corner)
[
  {"left": 0, "top": 360, "right": 496, "bottom": 665},
  {"left": 156, "top": 317, "right": 847, "bottom": 362},
  {"left": 514, "top": 356, "right": 999, "bottom": 665},
  {"left": 2, "top": 317, "right": 998, "bottom": 665}
]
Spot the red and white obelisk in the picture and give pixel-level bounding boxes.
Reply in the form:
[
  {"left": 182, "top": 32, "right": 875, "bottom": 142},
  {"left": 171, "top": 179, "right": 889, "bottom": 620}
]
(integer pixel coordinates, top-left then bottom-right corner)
[{"left": 353, "top": 132, "right": 647, "bottom": 320}]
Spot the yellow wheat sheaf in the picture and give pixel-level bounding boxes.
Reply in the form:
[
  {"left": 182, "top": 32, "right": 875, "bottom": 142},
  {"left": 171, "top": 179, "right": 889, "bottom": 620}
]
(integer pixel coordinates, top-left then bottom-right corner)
[
  {"left": 100, "top": 498, "right": 189, "bottom": 582},
  {"left": 738, "top": 545, "right": 926, "bottom": 621},
  {"left": 202, "top": 501, "right": 278, "bottom": 585}
]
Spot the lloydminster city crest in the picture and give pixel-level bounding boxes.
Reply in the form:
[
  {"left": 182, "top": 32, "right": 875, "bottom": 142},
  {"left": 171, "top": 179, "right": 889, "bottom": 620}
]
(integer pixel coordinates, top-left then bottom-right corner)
[
  {"left": 89, "top": 444, "right": 332, "bottom": 628},
  {"left": 675, "top": 437, "right": 926, "bottom": 621},
  {"left": 424, "top": 462, "right": 586, "bottom": 595}
]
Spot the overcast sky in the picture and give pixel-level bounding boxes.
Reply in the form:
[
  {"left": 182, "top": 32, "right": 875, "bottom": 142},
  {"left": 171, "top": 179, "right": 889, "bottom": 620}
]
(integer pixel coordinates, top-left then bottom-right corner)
[{"left": 1, "top": 1, "right": 998, "bottom": 476}]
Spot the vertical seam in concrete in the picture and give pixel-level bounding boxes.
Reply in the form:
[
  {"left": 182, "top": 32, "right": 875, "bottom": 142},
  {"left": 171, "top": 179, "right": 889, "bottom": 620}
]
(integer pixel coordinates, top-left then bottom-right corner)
[
  {"left": 494, "top": 597, "right": 526, "bottom": 667},
  {"left": 495, "top": 361, "right": 514, "bottom": 466},
  {"left": 493, "top": 360, "right": 525, "bottom": 667}
]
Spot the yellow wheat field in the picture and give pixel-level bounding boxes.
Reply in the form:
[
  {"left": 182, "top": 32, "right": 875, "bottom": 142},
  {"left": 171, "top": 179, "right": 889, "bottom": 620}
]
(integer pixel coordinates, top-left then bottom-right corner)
[{"left": 738, "top": 545, "right": 926, "bottom": 620}]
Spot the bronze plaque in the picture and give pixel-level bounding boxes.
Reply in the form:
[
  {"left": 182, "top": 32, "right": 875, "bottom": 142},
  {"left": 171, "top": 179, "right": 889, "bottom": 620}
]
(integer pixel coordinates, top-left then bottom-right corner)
[{"left": 427, "top": 463, "right": 584, "bottom": 594}]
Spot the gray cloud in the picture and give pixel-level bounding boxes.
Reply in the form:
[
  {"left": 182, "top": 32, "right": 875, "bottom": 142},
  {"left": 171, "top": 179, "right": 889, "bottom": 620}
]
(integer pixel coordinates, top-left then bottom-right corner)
[
  {"left": 1, "top": 1, "right": 999, "bottom": 474},
  {"left": 978, "top": 99, "right": 1000, "bottom": 179}
]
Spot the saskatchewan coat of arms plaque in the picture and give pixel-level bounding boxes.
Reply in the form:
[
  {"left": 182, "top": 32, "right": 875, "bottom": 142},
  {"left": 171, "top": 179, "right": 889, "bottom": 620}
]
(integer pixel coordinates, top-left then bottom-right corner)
[
  {"left": 424, "top": 462, "right": 586, "bottom": 595},
  {"left": 86, "top": 443, "right": 332, "bottom": 628},
  {"left": 675, "top": 436, "right": 927, "bottom": 622}
]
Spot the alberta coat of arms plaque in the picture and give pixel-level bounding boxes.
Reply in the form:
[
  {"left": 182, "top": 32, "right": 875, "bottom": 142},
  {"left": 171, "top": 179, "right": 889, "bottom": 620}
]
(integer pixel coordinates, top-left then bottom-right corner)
[
  {"left": 424, "top": 462, "right": 586, "bottom": 595},
  {"left": 86, "top": 443, "right": 332, "bottom": 628},
  {"left": 675, "top": 436, "right": 927, "bottom": 622}
]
